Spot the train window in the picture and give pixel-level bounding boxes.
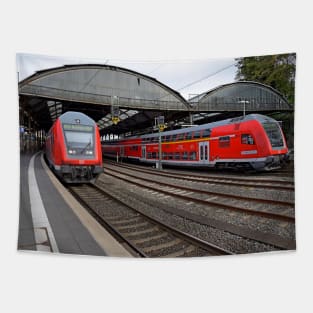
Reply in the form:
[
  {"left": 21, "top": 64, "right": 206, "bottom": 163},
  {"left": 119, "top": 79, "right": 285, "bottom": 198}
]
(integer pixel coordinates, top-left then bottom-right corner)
[
  {"left": 182, "top": 152, "right": 188, "bottom": 160},
  {"left": 174, "top": 152, "right": 180, "bottom": 160},
  {"left": 172, "top": 134, "right": 177, "bottom": 141},
  {"left": 164, "top": 135, "right": 171, "bottom": 142},
  {"left": 202, "top": 129, "right": 211, "bottom": 137},
  {"left": 152, "top": 152, "right": 157, "bottom": 159},
  {"left": 168, "top": 153, "right": 173, "bottom": 160},
  {"left": 177, "top": 133, "right": 185, "bottom": 141},
  {"left": 147, "top": 152, "right": 152, "bottom": 158},
  {"left": 186, "top": 132, "right": 192, "bottom": 140},
  {"left": 193, "top": 131, "right": 201, "bottom": 139},
  {"left": 241, "top": 134, "right": 255, "bottom": 145},
  {"left": 219, "top": 136, "right": 230, "bottom": 148},
  {"left": 190, "top": 151, "right": 197, "bottom": 160}
]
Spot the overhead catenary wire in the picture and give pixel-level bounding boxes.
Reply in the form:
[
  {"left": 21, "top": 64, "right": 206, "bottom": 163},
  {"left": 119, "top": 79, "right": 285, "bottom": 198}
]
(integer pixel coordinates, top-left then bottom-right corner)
[{"left": 177, "top": 63, "right": 236, "bottom": 91}]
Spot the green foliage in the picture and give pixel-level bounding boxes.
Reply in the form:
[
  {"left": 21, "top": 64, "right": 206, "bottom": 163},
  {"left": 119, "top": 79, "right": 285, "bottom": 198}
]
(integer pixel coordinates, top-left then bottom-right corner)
[{"left": 235, "top": 53, "right": 296, "bottom": 104}]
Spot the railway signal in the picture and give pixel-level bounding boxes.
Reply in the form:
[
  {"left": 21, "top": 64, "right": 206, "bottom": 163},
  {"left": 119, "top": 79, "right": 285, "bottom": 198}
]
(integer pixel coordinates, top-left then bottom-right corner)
[{"left": 111, "top": 106, "right": 120, "bottom": 125}]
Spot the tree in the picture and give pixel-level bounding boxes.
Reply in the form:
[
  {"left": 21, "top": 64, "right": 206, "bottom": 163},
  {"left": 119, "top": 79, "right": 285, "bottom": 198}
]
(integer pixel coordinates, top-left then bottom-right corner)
[{"left": 235, "top": 53, "right": 296, "bottom": 104}]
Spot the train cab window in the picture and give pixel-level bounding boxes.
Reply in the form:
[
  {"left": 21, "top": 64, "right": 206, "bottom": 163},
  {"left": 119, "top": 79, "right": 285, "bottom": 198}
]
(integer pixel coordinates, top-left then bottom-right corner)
[
  {"left": 202, "top": 128, "right": 211, "bottom": 138},
  {"left": 241, "top": 134, "right": 255, "bottom": 145},
  {"left": 193, "top": 131, "right": 201, "bottom": 139},
  {"left": 219, "top": 136, "right": 230, "bottom": 148}
]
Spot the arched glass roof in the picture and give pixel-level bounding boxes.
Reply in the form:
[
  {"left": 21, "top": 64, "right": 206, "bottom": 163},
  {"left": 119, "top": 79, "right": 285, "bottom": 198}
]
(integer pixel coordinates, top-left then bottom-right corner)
[{"left": 189, "top": 81, "right": 292, "bottom": 112}]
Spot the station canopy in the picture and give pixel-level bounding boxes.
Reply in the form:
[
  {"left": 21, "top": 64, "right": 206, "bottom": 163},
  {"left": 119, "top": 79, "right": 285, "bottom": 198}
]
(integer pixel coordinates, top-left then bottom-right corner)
[
  {"left": 19, "top": 64, "right": 190, "bottom": 135},
  {"left": 19, "top": 65, "right": 292, "bottom": 136},
  {"left": 183, "top": 81, "right": 293, "bottom": 126}
]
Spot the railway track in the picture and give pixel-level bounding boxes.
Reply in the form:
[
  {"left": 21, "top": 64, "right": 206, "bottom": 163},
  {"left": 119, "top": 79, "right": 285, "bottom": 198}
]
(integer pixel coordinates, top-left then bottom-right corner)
[
  {"left": 103, "top": 163, "right": 295, "bottom": 223},
  {"left": 95, "top": 172, "right": 295, "bottom": 251},
  {"left": 69, "top": 183, "right": 232, "bottom": 257},
  {"left": 104, "top": 160, "right": 294, "bottom": 191}
]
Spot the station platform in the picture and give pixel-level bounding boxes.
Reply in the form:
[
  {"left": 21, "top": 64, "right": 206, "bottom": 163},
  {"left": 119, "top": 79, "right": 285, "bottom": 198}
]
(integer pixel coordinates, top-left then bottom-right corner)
[{"left": 18, "top": 151, "right": 132, "bottom": 257}]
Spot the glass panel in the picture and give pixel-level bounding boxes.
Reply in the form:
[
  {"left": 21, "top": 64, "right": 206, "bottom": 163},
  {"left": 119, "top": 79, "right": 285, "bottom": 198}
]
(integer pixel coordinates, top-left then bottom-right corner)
[
  {"left": 262, "top": 122, "right": 284, "bottom": 148},
  {"left": 64, "top": 131, "right": 94, "bottom": 148}
]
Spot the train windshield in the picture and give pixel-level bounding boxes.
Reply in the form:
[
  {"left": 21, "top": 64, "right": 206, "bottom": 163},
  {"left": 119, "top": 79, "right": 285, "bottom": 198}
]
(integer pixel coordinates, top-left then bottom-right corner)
[
  {"left": 63, "top": 124, "right": 94, "bottom": 153},
  {"left": 262, "top": 122, "right": 284, "bottom": 149}
]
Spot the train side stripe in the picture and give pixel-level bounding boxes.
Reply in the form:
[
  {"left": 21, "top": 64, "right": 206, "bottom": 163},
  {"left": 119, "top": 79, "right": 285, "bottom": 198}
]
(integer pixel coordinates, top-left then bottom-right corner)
[{"left": 102, "top": 134, "right": 236, "bottom": 148}]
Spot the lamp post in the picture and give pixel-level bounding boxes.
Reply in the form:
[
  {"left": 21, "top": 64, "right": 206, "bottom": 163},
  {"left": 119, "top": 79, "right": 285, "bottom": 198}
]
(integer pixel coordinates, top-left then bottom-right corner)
[
  {"left": 238, "top": 99, "right": 249, "bottom": 117},
  {"left": 156, "top": 116, "right": 164, "bottom": 170}
]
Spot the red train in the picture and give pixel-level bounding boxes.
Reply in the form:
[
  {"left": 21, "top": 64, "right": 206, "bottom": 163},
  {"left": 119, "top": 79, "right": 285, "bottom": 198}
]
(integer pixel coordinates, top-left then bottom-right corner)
[
  {"left": 102, "top": 114, "right": 289, "bottom": 171},
  {"left": 45, "top": 111, "right": 103, "bottom": 183}
]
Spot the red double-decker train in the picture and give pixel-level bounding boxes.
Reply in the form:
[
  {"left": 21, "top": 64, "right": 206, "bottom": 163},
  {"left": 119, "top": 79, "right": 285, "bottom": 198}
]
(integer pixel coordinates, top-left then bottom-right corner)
[
  {"left": 45, "top": 111, "right": 103, "bottom": 183},
  {"left": 102, "top": 114, "right": 289, "bottom": 171}
]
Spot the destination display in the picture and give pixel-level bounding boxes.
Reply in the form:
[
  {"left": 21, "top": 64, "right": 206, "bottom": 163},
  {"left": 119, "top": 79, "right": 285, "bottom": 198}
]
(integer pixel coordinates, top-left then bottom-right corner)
[{"left": 63, "top": 124, "right": 93, "bottom": 132}]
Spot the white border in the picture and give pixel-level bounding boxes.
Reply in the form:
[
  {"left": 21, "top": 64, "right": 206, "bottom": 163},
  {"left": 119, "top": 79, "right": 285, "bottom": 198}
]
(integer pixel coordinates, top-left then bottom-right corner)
[{"left": 2, "top": 1, "right": 312, "bottom": 312}]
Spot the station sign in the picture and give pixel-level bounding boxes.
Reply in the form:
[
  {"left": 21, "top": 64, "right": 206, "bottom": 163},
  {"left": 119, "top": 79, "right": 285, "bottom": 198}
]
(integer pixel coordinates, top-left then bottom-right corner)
[
  {"left": 157, "top": 116, "right": 165, "bottom": 132},
  {"left": 112, "top": 116, "right": 120, "bottom": 125}
]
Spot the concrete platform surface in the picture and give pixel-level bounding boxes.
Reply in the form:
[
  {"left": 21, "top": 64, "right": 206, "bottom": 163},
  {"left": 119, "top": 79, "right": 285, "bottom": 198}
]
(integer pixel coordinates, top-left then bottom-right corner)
[{"left": 18, "top": 151, "right": 132, "bottom": 257}]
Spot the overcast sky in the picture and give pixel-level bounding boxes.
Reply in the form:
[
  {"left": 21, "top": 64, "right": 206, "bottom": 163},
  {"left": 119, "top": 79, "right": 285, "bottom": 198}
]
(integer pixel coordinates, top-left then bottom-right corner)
[{"left": 16, "top": 53, "right": 237, "bottom": 100}]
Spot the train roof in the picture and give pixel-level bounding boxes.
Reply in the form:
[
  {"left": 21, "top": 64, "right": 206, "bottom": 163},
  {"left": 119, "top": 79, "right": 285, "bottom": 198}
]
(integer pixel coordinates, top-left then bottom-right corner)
[
  {"left": 140, "top": 114, "right": 278, "bottom": 139},
  {"left": 58, "top": 111, "right": 95, "bottom": 125}
]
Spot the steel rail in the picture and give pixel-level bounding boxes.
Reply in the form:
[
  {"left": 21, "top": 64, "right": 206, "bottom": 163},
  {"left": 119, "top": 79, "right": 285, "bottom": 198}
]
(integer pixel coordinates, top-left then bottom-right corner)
[
  {"left": 69, "top": 184, "right": 232, "bottom": 257},
  {"left": 103, "top": 168, "right": 295, "bottom": 223},
  {"left": 104, "top": 160, "right": 294, "bottom": 190}
]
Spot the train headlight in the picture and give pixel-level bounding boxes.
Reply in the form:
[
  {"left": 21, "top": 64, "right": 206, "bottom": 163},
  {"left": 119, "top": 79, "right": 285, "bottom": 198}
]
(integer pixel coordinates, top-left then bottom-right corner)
[
  {"left": 68, "top": 149, "right": 77, "bottom": 154},
  {"left": 85, "top": 150, "right": 93, "bottom": 155}
]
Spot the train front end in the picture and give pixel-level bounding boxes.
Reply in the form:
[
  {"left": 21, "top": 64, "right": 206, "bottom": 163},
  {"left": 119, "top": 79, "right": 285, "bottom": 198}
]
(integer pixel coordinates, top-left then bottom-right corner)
[
  {"left": 257, "top": 115, "right": 289, "bottom": 171},
  {"left": 57, "top": 112, "right": 103, "bottom": 183}
]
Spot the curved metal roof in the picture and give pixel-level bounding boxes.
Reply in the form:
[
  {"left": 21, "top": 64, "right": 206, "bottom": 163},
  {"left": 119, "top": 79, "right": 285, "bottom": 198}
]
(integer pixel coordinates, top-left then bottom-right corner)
[
  {"left": 19, "top": 67, "right": 293, "bottom": 136},
  {"left": 19, "top": 64, "right": 189, "bottom": 110},
  {"left": 189, "top": 81, "right": 292, "bottom": 112},
  {"left": 19, "top": 64, "right": 190, "bottom": 134}
]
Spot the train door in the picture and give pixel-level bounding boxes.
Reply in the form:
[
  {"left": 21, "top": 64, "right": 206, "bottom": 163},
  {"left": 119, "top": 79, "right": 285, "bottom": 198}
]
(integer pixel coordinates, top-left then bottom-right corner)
[
  {"left": 199, "top": 142, "right": 209, "bottom": 164},
  {"left": 142, "top": 146, "right": 146, "bottom": 160},
  {"left": 120, "top": 146, "right": 125, "bottom": 162}
]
